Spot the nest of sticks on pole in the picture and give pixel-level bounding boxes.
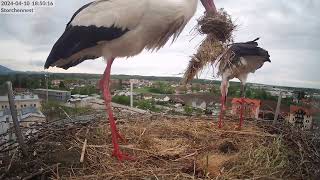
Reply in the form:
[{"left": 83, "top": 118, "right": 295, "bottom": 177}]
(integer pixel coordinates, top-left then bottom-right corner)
[
  {"left": 183, "top": 9, "right": 236, "bottom": 84},
  {"left": 1, "top": 108, "right": 320, "bottom": 179}
]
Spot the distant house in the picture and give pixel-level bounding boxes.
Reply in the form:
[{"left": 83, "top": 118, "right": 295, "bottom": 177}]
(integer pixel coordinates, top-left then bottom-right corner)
[
  {"left": 231, "top": 98, "right": 261, "bottom": 119},
  {"left": 191, "top": 99, "right": 207, "bottom": 110},
  {"left": 67, "top": 95, "right": 99, "bottom": 108},
  {"left": 114, "top": 90, "right": 138, "bottom": 97},
  {"left": 258, "top": 99, "right": 290, "bottom": 121},
  {"left": 155, "top": 96, "right": 170, "bottom": 102},
  {"left": 51, "top": 80, "right": 63, "bottom": 87},
  {"left": 0, "top": 94, "right": 41, "bottom": 111},
  {"left": 34, "top": 89, "right": 71, "bottom": 102},
  {"left": 169, "top": 94, "right": 216, "bottom": 109},
  {"left": 143, "top": 94, "right": 153, "bottom": 100},
  {"left": 288, "top": 105, "right": 313, "bottom": 130}
]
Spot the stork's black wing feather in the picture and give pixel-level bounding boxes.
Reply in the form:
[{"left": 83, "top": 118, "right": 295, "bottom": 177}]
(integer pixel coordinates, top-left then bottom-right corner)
[
  {"left": 229, "top": 40, "right": 270, "bottom": 62},
  {"left": 45, "top": 2, "right": 129, "bottom": 69}
]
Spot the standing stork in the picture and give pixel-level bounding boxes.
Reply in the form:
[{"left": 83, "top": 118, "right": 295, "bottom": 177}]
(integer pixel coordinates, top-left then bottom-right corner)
[
  {"left": 45, "top": 0, "right": 218, "bottom": 160},
  {"left": 217, "top": 38, "right": 271, "bottom": 129}
]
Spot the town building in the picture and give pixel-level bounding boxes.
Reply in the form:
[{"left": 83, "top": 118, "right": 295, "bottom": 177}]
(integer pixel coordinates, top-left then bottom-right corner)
[
  {"left": 51, "top": 79, "right": 63, "bottom": 87},
  {"left": 33, "top": 89, "right": 71, "bottom": 102},
  {"left": 258, "top": 100, "right": 290, "bottom": 121},
  {"left": 288, "top": 105, "right": 313, "bottom": 130},
  {"left": 231, "top": 98, "right": 261, "bottom": 119},
  {"left": 66, "top": 94, "right": 101, "bottom": 108},
  {"left": 0, "top": 94, "right": 41, "bottom": 111}
]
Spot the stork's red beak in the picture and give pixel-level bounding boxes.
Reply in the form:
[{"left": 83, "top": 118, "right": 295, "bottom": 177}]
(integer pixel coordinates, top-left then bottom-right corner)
[{"left": 200, "top": 0, "right": 217, "bottom": 14}]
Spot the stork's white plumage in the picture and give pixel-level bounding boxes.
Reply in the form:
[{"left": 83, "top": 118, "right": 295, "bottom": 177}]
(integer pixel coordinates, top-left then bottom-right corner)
[
  {"left": 217, "top": 38, "right": 271, "bottom": 129},
  {"left": 45, "top": 0, "right": 218, "bottom": 160}
]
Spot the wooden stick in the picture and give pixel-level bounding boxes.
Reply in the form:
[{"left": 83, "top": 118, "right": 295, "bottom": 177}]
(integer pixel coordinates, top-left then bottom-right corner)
[
  {"left": 58, "top": 107, "right": 73, "bottom": 121},
  {"left": 6, "top": 147, "right": 18, "bottom": 171},
  {"left": 6, "top": 81, "right": 28, "bottom": 157},
  {"left": 173, "top": 152, "right": 197, "bottom": 162},
  {"left": 80, "top": 129, "right": 90, "bottom": 163}
]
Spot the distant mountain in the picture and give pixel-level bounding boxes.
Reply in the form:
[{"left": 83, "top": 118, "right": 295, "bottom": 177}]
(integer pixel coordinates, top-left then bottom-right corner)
[{"left": 0, "top": 65, "right": 15, "bottom": 74}]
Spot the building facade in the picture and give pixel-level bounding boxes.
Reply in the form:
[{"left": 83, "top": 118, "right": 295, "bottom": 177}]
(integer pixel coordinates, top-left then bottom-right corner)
[
  {"left": 0, "top": 95, "right": 41, "bottom": 111},
  {"left": 33, "top": 89, "right": 71, "bottom": 102},
  {"left": 288, "top": 106, "right": 313, "bottom": 130}
]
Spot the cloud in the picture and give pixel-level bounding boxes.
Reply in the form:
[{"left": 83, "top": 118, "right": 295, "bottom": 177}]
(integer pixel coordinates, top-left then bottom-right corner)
[{"left": 0, "top": 0, "right": 319, "bottom": 89}]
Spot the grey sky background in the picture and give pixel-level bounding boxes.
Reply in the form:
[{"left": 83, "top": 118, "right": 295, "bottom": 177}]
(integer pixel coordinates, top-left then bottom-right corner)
[{"left": 0, "top": 0, "right": 319, "bottom": 88}]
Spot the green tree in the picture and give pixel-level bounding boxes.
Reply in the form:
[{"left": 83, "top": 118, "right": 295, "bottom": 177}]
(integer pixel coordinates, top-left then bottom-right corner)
[
  {"left": 184, "top": 105, "right": 193, "bottom": 116},
  {"left": 245, "top": 89, "right": 253, "bottom": 98},
  {"left": 112, "top": 96, "right": 130, "bottom": 106},
  {"left": 59, "top": 81, "right": 66, "bottom": 89},
  {"left": 149, "top": 82, "right": 174, "bottom": 94}
]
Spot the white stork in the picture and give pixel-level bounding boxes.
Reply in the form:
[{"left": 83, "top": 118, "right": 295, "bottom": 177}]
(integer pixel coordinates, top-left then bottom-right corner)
[
  {"left": 217, "top": 38, "right": 271, "bottom": 129},
  {"left": 45, "top": 0, "right": 218, "bottom": 160}
]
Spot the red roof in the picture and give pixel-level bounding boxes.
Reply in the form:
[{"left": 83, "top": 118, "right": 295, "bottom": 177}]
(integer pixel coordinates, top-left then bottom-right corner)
[
  {"left": 232, "top": 98, "right": 261, "bottom": 107},
  {"left": 290, "top": 105, "right": 312, "bottom": 115}
]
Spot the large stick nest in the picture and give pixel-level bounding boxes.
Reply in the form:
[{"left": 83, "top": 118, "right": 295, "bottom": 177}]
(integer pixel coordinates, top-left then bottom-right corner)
[{"left": 2, "top": 112, "right": 319, "bottom": 179}]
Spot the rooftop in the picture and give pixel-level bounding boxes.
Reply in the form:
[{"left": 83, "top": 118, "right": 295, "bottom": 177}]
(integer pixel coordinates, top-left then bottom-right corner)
[
  {"left": 0, "top": 107, "right": 44, "bottom": 120},
  {"left": 0, "top": 95, "right": 40, "bottom": 102},
  {"left": 34, "top": 89, "right": 70, "bottom": 93},
  {"left": 232, "top": 98, "right": 261, "bottom": 107},
  {"left": 290, "top": 105, "right": 313, "bottom": 115}
]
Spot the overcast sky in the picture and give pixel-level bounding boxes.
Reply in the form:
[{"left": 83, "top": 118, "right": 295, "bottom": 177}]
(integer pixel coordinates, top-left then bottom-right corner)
[{"left": 0, "top": 0, "right": 319, "bottom": 89}]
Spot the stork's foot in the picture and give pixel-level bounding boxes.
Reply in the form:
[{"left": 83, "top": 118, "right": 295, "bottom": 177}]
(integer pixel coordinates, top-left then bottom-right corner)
[
  {"left": 112, "top": 149, "right": 135, "bottom": 161},
  {"left": 218, "top": 119, "right": 223, "bottom": 129}
]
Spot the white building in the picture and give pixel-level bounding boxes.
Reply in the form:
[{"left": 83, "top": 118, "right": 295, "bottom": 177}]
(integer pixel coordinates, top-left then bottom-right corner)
[
  {"left": 191, "top": 99, "right": 207, "bottom": 110},
  {"left": 288, "top": 105, "right": 313, "bottom": 130},
  {"left": 0, "top": 94, "right": 41, "bottom": 111}
]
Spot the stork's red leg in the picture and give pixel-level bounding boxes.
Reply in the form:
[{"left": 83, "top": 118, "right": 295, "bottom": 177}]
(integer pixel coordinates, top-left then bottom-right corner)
[
  {"left": 218, "top": 96, "right": 224, "bottom": 128},
  {"left": 101, "top": 58, "right": 132, "bottom": 161},
  {"left": 218, "top": 83, "right": 227, "bottom": 128},
  {"left": 239, "top": 98, "right": 244, "bottom": 129}
]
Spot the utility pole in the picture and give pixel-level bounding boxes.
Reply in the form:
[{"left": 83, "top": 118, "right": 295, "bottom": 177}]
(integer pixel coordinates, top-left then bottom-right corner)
[
  {"left": 130, "top": 79, "right": 134, "bottom": 107},
  {"left": 6, "top": 81, "right": 28, "bottom": 157},
  {"left": 273, "top": 91, "right": 282, "bottom": 124},
  {"left": 45, "top": 74, "right": 49, "bottom": 102}
]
